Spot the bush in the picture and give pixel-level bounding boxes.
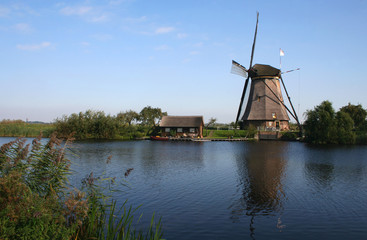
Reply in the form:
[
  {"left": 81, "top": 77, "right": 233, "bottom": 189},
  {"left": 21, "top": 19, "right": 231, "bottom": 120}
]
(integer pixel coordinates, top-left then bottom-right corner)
[
  {"left": 304, "top": 101, "right": 357, "bottom": 144},
  {"left": 280, "top": 131, "right": 299, "bottom": 141}
]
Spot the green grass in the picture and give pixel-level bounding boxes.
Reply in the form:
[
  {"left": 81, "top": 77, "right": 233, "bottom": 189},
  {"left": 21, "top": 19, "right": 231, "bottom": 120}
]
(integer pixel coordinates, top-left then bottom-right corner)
[
  {"left": 203, "top": 129, "right": 256, "bottom": 139},
  {"left": 0, "top": 121, "right": 55, "bottom": 138}
]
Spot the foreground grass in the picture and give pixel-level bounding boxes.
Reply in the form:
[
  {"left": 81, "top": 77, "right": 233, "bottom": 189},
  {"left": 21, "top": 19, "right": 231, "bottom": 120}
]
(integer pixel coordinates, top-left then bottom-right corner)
[{"left": 0, "top": 135, "right": 163, "bottom": 240}]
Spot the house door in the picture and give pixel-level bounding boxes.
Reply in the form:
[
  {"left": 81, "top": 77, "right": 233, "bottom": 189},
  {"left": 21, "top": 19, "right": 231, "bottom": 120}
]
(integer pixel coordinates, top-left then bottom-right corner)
[{"left": 276, "top": 121, "right": 280, "bottom": 129}]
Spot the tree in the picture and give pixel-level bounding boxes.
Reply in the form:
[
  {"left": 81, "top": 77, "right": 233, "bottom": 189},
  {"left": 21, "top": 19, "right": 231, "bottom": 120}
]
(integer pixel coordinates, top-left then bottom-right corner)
[
  {"left": 116, "top": 110, "right": 140, "bottom": 139},
  {"left": 206, "top": 118, "right": 217, "bottom": 129},
  {"left": 339, "top": 103, "right": 367, "bottom": 130},
  {"left": 138, "top": 106, "right": 167, "bottom": 136},
  {"left": 54, "top": 110, "right": 119, "bottom": 139},
  {"left": 139, "top": 106, "right": 166, "bottom": 127},
  {"left": 117, "top": 110, "right": 139, "bottom": 126},
  {"left": 205, "top": 117, "right": 217, "bottom": 136},
  {"left": 304, "top": 101, "right": 361, "bottom": 144},
  {"left": 335, "top": 111, "right": 356, "bottom": 144},
  {"left": 304, "top": 101, "right": 336, "bottom": 144}
]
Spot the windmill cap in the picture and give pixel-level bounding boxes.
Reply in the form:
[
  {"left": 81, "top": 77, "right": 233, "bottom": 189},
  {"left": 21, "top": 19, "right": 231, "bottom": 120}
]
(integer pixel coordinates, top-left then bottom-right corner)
[{"left": 249, "top": 64, "right": 281, "bottom": 78}]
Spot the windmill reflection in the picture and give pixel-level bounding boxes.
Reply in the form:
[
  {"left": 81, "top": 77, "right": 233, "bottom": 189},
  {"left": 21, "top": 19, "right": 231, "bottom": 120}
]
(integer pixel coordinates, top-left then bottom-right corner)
[{"left": 230, "top": 141, "right": 287, "bottom": 238}]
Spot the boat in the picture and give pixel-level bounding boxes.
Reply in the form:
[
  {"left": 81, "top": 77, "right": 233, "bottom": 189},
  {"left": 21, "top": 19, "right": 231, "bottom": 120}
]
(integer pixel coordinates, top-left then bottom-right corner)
[{"left": 150, "top": 136, "right": 169, "bottom": 141}]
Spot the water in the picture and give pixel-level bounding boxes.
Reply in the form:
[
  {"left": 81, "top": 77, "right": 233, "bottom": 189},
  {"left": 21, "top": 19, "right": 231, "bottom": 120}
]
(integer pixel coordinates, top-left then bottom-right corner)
[{"left": 1, "top": 137, "right": 367, "bottom": 239}]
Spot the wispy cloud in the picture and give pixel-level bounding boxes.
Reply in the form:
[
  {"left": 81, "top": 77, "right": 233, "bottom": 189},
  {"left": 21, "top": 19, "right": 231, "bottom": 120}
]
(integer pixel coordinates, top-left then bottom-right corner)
[
  {"left": 0, "top": 6, "right": 10, "bottom": 17},
  {"left": 60, "top": 6, "right": 92, "bottom": 16},
  {"left": 13, "top": 23, "right": 32, "bottom": 33},
  {"left": 124, "top": 16, "right": 147, "bottom": 23},
  {"left": 90, "top": 14, "right": 109, "bottom": 22},
  {"left": 155, "top": 27, "right": 175, "bottom": 34},
  {"left": 60, "top": 5, "right": 111, "bottom": 23},
  {"left": 17, "top": 42, "right": 51, "bottom": 51},
  {"left": 177, "top": 33, "right": 187, "bottom": 39},
  {"left": 92, "top": 34, "right": 113, "bottom": 41},
  {"left": 155, "top": 45, "right": 170, "bottom": 51},
  {"left": 189, "top": 51, "right": 199, "bottom": 55},
  {"left": 109, "top": 0, "right": 127, "bottom": 5}
]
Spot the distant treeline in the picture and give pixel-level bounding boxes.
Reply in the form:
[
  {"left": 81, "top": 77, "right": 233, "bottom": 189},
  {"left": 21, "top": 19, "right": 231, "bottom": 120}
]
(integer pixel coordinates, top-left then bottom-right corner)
[
  {"left": 304, "top": 101, "right": 367, "bottom": 144},
  {"left": 54, "top": 106, "right": 166, "bottom": 140}
]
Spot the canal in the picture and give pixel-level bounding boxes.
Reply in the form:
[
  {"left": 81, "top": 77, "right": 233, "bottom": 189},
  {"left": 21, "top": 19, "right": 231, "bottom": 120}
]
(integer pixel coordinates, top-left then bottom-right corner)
[{"left": 1, "top": 138, "right": 367, "bottom": 239}]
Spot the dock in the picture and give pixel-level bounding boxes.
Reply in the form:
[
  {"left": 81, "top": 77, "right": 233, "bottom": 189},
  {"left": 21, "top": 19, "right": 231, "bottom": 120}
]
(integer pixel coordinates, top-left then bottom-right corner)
[{"left": 159, "top": 138, "right": 249, "bottom": 142}]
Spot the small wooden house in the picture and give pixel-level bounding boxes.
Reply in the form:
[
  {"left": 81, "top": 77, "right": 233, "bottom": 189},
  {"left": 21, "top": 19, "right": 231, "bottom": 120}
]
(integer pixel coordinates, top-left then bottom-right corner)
[{"left": 160, "top": 116, "right": 204, "bottom": 138}]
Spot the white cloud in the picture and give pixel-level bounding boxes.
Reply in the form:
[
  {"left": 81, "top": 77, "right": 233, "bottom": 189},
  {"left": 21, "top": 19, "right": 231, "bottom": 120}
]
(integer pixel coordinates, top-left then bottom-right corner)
[
  {"left": 189, "top": 51, "right": 199, "bottom": 55},
  {"left": 14, "top": 23, "right": 32, "bottom": 33},
  {"left": 17, "top": 42, "right": 51, "bottom": 51},
  {"left": 60, "top": 6, "right": 92, "bottom": 16},
  {"left": 155, "top": 27, "right": 175, "bottom": 34}
]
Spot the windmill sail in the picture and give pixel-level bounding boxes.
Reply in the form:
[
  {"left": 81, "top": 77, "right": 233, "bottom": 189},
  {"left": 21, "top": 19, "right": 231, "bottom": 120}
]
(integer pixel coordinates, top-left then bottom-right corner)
[
  {"left": 235, "top": 12, "right": 259, "bottom": 124},
  {"left": 231, "top": 60, "right": 248, "bottom": 78}
]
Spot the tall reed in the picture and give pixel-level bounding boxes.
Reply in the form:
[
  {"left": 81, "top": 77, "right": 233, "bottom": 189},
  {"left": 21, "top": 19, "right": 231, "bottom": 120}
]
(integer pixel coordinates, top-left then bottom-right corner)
[{"left": 0, "top": 134, "right": 163, "bottom": 240}]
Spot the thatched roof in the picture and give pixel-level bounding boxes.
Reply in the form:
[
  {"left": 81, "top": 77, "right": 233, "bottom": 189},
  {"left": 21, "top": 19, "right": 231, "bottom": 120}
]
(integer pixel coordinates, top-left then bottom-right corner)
[
  {"left": 160, "top": 116, "right": 204, "bottom": 127},
  {"left": 249, "top": 64, "right": 281, "bottom": 78}
]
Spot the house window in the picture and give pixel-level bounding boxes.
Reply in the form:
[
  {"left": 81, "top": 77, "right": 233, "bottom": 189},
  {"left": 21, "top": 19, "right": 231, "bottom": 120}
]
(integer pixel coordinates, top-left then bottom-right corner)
[
  {"left": 189, "top": 128, "right": 195, "bottom": 133},
  {"left": 177, "top": 128, "right": 183, "bottom": 133},
  {"left": 165, "top": 128, "right": 170, "bottom": 133}
]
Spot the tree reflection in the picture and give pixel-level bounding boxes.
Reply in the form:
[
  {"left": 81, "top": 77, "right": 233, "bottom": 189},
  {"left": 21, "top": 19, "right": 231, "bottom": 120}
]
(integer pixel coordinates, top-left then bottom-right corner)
[{"left": 230, "top": 141, "right": 287, "bottom": 238}]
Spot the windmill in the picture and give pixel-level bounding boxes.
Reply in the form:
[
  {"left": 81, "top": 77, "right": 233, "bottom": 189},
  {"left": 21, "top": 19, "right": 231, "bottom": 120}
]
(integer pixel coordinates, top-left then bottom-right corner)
[{"left": 231, "top": 12, "right": 301, "bottom": 131}]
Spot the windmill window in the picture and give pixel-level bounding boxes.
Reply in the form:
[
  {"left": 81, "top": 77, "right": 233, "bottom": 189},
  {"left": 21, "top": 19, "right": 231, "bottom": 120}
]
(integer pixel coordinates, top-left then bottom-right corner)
[
  {"left": 272, "top": 113, "right": 277, "bottom": 119},
  {"left": 258, "top": 96, "right": 261, "bottom": 102}
]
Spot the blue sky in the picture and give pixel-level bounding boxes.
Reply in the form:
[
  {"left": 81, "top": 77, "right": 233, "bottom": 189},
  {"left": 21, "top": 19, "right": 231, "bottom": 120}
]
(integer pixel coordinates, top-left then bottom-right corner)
[{"left": 1, "top": 0, "right": 366, "bottom": 123}]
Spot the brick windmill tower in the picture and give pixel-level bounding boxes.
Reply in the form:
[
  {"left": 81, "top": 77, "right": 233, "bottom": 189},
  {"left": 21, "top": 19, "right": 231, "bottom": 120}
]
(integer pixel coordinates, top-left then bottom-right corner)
[{"left": 231, "top": 12, "right": 301, "bottom": 131}]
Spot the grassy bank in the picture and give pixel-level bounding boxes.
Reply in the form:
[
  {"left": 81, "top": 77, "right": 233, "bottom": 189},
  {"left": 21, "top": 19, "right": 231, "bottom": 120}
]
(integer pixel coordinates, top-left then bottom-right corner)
[
  {"left": 203, "top": 129, "right": 256, "bottom": 139},
  {"left": 0, "top": 120, "right": 55, "bottom": 138}
]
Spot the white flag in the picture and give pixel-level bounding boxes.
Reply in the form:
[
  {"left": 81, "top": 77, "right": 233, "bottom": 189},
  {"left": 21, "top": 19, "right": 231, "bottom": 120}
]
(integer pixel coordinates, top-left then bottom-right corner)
[{"left": 280, "top": 48, "right": 285, "bottom": 56}]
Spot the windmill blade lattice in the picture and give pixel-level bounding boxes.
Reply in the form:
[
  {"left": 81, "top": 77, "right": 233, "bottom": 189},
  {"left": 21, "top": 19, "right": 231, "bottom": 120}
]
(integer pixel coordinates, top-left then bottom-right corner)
[
  {"left": 231, "top": 60, "right": 248, "bottom": 78},
  {"left": 235, "top": 12, "right": 259, "bottom": 124}
]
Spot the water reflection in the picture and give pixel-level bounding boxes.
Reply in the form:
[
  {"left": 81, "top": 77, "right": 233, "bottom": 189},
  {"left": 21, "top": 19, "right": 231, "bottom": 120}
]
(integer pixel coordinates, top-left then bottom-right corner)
[
  {"left": 303, "top": 145, "right": 367, "bottom": 190},
  {"left": 231, "top": 141, "right": 288, "bottom": 237}
]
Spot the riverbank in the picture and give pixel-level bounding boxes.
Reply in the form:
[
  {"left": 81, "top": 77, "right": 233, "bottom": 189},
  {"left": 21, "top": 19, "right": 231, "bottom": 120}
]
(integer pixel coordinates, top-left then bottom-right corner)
[{"left": 0, "top": 121, "right": 55, "bottom": 138}]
